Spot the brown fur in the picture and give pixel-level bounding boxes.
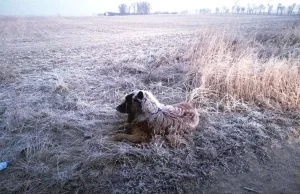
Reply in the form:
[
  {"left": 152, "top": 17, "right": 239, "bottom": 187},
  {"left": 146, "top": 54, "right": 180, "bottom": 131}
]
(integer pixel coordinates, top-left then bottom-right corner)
[{"left": 112, "top": 90, "right": 199, "bottom": 145}]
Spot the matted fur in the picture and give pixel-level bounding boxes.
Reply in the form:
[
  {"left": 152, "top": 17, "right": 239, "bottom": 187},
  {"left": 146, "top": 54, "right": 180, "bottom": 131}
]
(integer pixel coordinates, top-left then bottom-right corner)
[{"left": 113, "top": 90, "right": 199, "bottom": 144}]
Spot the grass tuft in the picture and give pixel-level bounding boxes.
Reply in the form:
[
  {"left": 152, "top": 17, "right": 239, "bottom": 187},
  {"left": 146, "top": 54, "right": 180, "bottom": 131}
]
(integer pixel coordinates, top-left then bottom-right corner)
[{"left": 187, "top": 27, "right": 300, "bottom": 111}]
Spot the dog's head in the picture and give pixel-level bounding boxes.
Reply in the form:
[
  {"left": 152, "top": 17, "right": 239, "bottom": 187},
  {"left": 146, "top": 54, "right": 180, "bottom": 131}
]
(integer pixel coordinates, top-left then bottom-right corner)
[
  {"left": 116, "top": 93, "right": 133, "bottom": 114},
  {"left": 116, "top": 90, "right": 144, "bottom": 112},
  {"left": 116, "top": 91, "right": 145, "bottom": 123},
  {"left": 116, "top": 90, "right": 162, "bottom": 116}
]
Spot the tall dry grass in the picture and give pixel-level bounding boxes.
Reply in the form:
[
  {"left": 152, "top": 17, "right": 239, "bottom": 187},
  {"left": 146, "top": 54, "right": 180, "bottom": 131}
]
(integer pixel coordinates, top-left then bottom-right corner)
[{"left": 188, "top": 28, "right": 300, "bottom": 111}]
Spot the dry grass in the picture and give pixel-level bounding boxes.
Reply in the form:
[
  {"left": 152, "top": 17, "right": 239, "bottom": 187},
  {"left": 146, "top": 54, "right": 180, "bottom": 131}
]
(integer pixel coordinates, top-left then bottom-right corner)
[
  {"left": 0, "top": 66, "right": 16, "bottom": 84},
  {"left": 188, "top": 27, "right": 300, "bottom": 111},
  {"left": 0, "top": 15, "right": 300, "bottom": 194}
]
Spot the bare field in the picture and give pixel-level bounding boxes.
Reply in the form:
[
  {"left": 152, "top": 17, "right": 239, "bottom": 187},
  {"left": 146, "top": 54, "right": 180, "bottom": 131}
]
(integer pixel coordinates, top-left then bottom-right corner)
[{"left": 1, "top": 15, "right": 300, "bottom": 194}]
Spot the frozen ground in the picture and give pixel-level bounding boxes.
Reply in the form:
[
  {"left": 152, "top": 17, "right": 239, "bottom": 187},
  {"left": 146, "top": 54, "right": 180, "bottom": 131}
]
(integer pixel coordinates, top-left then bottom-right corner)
[{"left": 0, "top": 15, "right": 300, "bottom": 194}]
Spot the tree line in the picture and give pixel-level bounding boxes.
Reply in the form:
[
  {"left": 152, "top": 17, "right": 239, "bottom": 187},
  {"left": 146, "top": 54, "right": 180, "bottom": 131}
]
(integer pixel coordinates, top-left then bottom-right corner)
[
  {"left": 112, "top": 2, "right": 300, "bottom": 16},
  {"left": 215, "top": 3, "right": 300, "bottom": 15},
  {"left": 118, "top": 2, "right": 151, "bottom": 15}
]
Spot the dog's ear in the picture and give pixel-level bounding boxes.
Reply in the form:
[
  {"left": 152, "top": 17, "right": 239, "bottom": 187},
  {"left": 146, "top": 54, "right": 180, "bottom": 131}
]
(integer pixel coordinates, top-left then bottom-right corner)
[{"left": 136, "top": 91, "right": 144, "bottom": 101}]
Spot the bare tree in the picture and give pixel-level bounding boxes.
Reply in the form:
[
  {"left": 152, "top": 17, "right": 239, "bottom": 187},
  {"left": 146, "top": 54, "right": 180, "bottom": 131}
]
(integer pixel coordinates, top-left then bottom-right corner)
[
  {"left": 281, "top": 6, "right": 286, "bottom": 15},
  {"left": 232, "top": 0, "right": 239, "bottom": 14},
  {"left": 253, "top": 5, "right": 259, "bottom": 14},
  {"left": 247, "top": 4, "right": 253, "bottom": 14},
  {"left": 222, "top": 6, "right": 226, "bottom": 14},
  {"left": 118, "top": 4, "right": 127, "bottom": 15},
  {"left": 131, "top": 3, "right": 137, "bottom": 14},
  {"left": 127, "top": 5, "right": 131, "bottom": 14},
  {"left": 236, "top": 6, "right": 241, "bottom": 14},
  {"left": 298, "top": 4, "right": 300, "bottom": 15},
  {"left": 277, "top": 3, "right": 285, "bottom": 15},
  {"left": 144, "top": 2, "right": 151, "bottom": 14},
  {"left": 199, "top": 9, "right": 211, "bottom": 14},
  {"left": 136, "top": 2, "right": 151, "bottom": 15},
  {"left": 267, "top": 4, "right": 273, "bottom": 14},
  {"left": 258, "top": 4, "right": 266, "bottom": 14},
  {"left": 241, "top": 7, "right": 245, "bottom": 14},
  {"left": 215, "top": 7, "right": 220, "bottom": 14},
  {"left": 287, "top": 3, "right": 296, "bottom": 15},
  {"left": 222, "top": 6, "right": 229, "bottom": 14}
]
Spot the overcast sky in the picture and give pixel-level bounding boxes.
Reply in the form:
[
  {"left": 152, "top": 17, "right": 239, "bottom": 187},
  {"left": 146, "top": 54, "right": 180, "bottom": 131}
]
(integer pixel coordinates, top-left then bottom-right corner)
[{"left": 0, "top": 0, "right": 298, "bottom": 16}]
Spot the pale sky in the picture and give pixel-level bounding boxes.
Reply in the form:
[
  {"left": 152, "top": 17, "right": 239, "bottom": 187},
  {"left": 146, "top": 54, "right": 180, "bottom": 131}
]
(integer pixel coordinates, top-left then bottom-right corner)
[{"left": 0, "top": 0, "right": 299, "bottom": 16}]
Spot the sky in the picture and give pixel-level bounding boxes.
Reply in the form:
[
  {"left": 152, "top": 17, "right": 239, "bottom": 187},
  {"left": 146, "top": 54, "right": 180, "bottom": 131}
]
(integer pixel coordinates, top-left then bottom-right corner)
[{"left": 0, "top": 0, "right": 298, "bottom": 16}]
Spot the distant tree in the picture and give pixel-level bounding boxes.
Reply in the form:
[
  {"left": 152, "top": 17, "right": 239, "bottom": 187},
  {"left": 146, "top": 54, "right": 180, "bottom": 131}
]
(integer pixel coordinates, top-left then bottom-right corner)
[
  {"left": 118, "top": 3, "right": 127, "bottom": 15},
  {"left": 231, "top": 6, "right": 235, "bottom": 14},
  {"left": 298, "top": 5, "right": 300, "bottom": 15},
  {"left": 131, "top": 3, "right": 137, "bottom": 14},
  {"left": 222, "top": 6, "right": 229, "bottom": 14},
  {"left": 199, "top": 8, "right": 211, "bottom": 14},
  {"left": 258, "top": 4, "right": 266, "bottom": 14},
  {"left": 281, "top": 6, "right": 286, "bottom": 15},
  {"left": 267, "top": 4, "right": 273, "bottom": 14},
  {"left": 287, "top": 5, "right": 292, "bottom": 15},
  {"left": 236, "top": 6, "right": 241, "bottom": 14},
  {"left": 137, "top": 2, "right": 142, "bottom": 14},
  {"left": 215, "top": 7, "right": 220, "bottom": 14},
  {"left": 231, "top": 0, "right": 239, "bottom": 14},
  {"left": 136, "top": 2, "right": 151, "bottom": 14},
  {"left": 127, "top": 5, "right": 131, "bottom": 14},
  {"left": 241, "top": 7, "right": 245, "bottom": 14},
  {"left": 277, "top": 3, "right": 285, "bottom": 15},
  {"left": 144, "top": 2, "right": 151, "bottom": 14},
  {"left": 287, "top": 3, "right": 296, "bottom": 15},
  {"left": 247, "top": 4, "right": 253, "bottom": 14},
  {"left": 253, "top": 5, "right": 258, "bottom": 14}
]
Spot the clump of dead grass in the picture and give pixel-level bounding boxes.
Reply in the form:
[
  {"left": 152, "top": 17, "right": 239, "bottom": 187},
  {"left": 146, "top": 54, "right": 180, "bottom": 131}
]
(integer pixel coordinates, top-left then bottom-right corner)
[
  {"left": 0, "top": 66, "right": 16, "bottom": 84},
  {"left": 187, "top": 28, "right": 300, "bottom": 111}
]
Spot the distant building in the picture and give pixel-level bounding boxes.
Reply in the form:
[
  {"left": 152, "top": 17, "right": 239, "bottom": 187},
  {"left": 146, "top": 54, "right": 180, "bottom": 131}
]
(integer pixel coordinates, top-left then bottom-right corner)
[{"left": 104, "top": 12, "right": 118, "bottom": 16}]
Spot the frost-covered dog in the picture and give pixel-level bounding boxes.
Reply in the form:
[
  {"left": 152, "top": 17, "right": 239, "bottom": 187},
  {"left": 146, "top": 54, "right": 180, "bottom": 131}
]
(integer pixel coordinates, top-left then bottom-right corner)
[{"left": 113, "top": 90, "right": 199, "bottom": 145}]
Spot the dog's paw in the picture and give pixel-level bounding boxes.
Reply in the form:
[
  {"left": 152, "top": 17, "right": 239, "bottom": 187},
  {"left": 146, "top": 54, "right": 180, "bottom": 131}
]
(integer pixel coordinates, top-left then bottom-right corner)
[{"left": 110, "top": 134, "right": 123, "bottom": 141}]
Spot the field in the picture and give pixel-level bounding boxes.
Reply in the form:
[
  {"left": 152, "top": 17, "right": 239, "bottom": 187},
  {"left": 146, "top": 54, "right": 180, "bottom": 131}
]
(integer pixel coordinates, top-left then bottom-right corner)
[{"left": 0, "top": 15, "right": 300, "bottom": 193}]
